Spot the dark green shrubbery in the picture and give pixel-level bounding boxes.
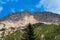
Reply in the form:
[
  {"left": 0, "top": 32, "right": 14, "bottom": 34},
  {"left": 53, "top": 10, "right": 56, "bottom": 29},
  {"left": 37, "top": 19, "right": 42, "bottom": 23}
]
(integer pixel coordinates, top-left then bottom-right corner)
[{"left": 21, "top": 23, "right": 37, "bottom": 40}]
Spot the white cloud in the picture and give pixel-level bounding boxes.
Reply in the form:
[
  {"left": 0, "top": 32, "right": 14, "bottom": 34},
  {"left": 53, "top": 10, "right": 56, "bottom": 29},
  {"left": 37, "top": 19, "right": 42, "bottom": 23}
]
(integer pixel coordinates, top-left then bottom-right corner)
[
  {"left": 0, "top": 7, "right": 3, "bottom": 12},
  {"left": 36, "top": 0, "right": 60, "bottom": 14},
  {"left": 36, "top": 0, "right": 45, "bottom": 8},
  {"left": 0, "top": 1, "right": 6, "bottom": 4}
]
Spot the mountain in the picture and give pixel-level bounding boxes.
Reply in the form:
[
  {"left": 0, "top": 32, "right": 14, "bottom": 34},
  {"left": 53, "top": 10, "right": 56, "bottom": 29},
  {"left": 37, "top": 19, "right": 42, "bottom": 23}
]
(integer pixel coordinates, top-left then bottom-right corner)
[
  {"left": 33, "top": 11, "right": 60, "bottom": 23},
  {"left": 0, "top": 10, "right": 60, "bottom": 28}
]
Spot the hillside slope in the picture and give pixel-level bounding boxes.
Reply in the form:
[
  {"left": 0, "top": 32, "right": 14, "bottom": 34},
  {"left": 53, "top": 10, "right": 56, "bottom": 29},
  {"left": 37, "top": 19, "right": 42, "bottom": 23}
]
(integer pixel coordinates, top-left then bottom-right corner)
[{"left": 0, "top": 10, "right": 60, "bottom": 28}]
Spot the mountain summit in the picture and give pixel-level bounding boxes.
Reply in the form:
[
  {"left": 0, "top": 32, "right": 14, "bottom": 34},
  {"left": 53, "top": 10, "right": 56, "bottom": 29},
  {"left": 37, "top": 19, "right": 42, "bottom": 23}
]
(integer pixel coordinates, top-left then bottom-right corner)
[{"left": 0, "top": 10, "right": 60, "bottom": 28}]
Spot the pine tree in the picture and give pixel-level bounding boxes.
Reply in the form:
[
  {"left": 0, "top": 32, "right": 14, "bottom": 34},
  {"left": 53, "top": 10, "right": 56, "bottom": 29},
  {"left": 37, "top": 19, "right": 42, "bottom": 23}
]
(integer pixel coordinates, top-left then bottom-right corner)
[{"left": 21, "top": 23, "right": 36, "bottom": 40}]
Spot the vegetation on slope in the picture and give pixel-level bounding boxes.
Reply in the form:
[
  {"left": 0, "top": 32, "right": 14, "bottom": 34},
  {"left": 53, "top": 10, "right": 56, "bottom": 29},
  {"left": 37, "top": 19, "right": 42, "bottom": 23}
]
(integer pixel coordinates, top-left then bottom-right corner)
[{"left": 0, "top": 23, "right": 60, "bottom": 40}]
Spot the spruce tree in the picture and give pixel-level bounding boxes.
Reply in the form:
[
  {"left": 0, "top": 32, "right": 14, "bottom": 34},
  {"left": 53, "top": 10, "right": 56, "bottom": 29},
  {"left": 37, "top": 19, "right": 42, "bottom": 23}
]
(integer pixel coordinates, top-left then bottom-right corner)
[{"left": 21, "top": 23, "right": 36, "bottom": 40}]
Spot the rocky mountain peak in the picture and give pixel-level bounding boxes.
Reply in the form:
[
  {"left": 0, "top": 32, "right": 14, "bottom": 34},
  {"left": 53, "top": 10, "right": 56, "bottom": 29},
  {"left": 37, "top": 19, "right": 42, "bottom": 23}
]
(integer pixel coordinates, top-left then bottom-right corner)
[{"left": 0, "top": 11, "right": 60, "bottom": 28}]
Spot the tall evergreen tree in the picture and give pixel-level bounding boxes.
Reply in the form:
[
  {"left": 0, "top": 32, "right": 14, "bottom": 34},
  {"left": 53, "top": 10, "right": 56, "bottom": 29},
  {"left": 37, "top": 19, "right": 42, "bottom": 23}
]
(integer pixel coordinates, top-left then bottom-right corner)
[{"left": 21, "top": 23, "right": 36, "bottom": 40}]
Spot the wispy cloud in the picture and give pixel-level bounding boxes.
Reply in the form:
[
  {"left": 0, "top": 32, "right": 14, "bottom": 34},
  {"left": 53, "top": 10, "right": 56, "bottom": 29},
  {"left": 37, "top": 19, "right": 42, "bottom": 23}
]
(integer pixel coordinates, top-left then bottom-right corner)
[
  {"left": 20, "top": 9, "right": 24, "bottom": 12},
  {"left": 0, "top": 7, "right": 3, "bottom": 12},
  {"left": 6, "top": 0, "right": 18, "bottom": 2},
  {"left": 36, "top": 0, "right": 45, "bottom": 8},
  {"left": 36, "top": 0, "right": 60, "bottom": 14},
  {"left": 11, "top": 8, "right": 15, "bottom": 13},
  {"left": 0, "top": 1, "right": 6, "bottom": 4}
]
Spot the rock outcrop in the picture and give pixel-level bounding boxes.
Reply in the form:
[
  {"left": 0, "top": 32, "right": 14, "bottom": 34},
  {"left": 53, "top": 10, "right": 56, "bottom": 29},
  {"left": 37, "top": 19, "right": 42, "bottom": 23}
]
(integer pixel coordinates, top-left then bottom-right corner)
[{"left": 0, "top": 10, "right": 60, "bottom": 28}]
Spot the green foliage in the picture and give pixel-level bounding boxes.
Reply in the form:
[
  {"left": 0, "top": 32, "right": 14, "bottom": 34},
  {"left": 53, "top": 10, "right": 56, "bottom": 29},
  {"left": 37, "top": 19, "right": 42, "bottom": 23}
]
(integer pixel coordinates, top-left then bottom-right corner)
[
  {"left": 21, "top": 23, "right": 37, "bottom": 40},
  {"left": 1, "top": 23, "right": 60, "bottom": 40},
  {"left": 2, "top": 30, "right": 23, "bottom": 40}
]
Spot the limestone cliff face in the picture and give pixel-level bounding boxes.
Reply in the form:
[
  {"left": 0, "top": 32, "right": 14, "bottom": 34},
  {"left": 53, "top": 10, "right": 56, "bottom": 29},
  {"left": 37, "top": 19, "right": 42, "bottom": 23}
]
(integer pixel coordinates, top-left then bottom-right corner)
[
  {"left": 0, "top": 10, "right": 38, "bottom": 28},
  {"left": 0, "top": 10, "right": 60, "bottom": 28}
]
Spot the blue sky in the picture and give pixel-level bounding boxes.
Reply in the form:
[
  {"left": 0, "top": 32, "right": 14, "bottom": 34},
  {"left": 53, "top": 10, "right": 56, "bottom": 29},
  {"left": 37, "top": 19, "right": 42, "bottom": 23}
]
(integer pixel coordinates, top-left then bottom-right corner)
[{"left": 0, "top": 0, "right": 60, "bottom": 18}]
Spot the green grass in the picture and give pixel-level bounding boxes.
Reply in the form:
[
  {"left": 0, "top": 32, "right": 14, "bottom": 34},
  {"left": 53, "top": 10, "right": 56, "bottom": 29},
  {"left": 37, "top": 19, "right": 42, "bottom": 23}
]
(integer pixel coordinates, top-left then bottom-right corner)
[{"left": 1, "top": 23, "right": 60, "bottom": 40}]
